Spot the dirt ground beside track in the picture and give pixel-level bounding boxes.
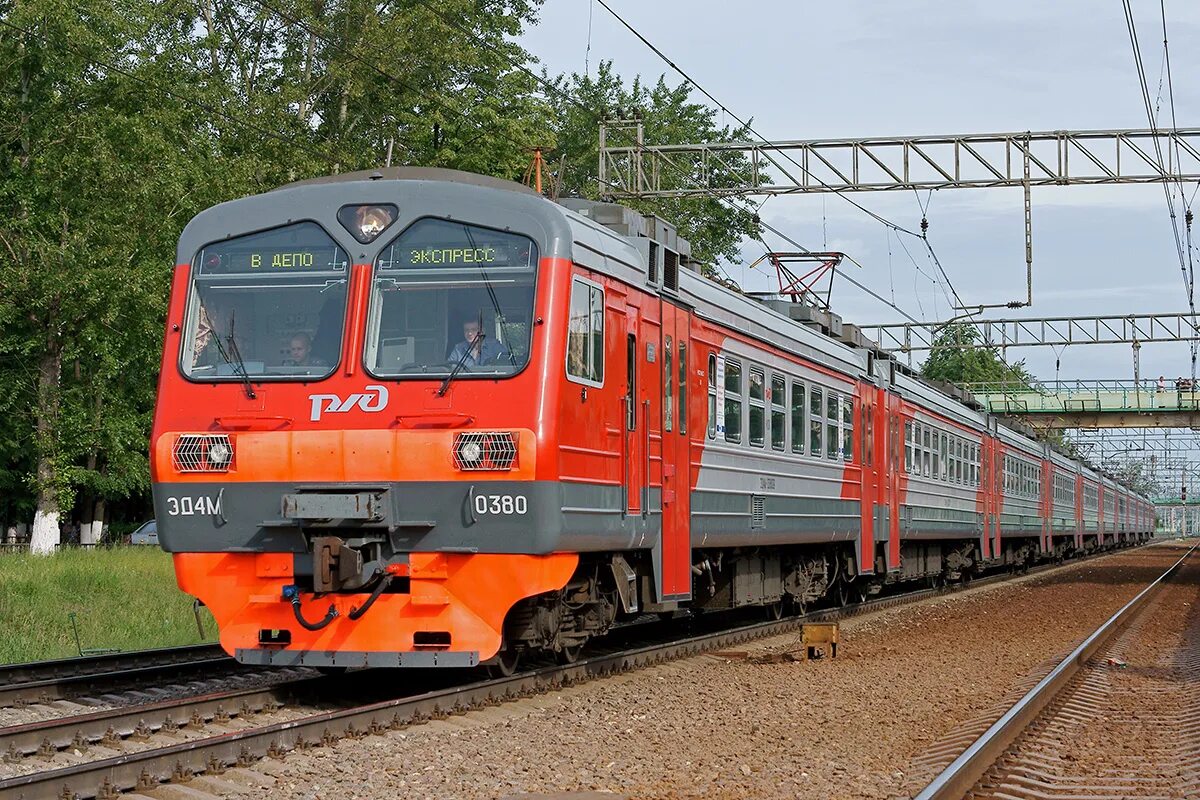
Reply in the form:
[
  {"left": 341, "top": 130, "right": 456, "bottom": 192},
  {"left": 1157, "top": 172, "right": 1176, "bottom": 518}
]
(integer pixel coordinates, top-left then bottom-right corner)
[{"left": 233, "top": 542, "right": 1187, "bottom": 800}]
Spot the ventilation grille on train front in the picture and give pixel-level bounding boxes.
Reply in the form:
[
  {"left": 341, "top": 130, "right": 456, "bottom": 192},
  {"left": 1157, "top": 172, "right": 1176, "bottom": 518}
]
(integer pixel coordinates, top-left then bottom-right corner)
[
  {"left": 453, "top": 432, "right": 519, "bottom": 471},
  {"left": 751, "top": 495, "right": 766, "bottom": 528},
  {"left": 172, "top": 434, "right": 234, "bottom": 473}
]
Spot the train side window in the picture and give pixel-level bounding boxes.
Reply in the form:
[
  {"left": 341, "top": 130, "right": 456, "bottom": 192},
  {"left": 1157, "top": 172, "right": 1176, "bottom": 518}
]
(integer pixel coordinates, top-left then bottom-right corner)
[
  {"left": 748, "top": 367, "right": 765, "bottom": 448},
  {"left": 626, "top": 334, "right": 637, "bottom": 431},
  {"left": 931, "top": 429, "right": 940, "bottom": 479},
  {"left": 771, "top": 375, "right": 786, "bottom": 451},
  {"left": 566, "top": 277, "right": 604, "bottom": 386},
  {"left": 826, "top": 391, "right": 840, "bottom": 460},
  {"left": 863, "top": 400, "right": 873, "bottom": 467},
  {"left": 678, "top": 342, "right": 687, "bottom": 435},
  {"left": 904, "top": 421, "right": 913, "bottom": 472},
  {"left": 724, "top": 359, "right": 742, "bottom": 444},
  {"left": 664, "top": 336, "right": 673, "bottom": 433},
  {"left": 707, "top": 354, "right": 717, "bottom": 439},
  {"left": 791, "top": 380, "right": 805, "bottom": 454},
  {"left": 940, "top": 433, "right": 949, "bottom": 482},
  {"left": 922, "top": 426, "right": 931, "bottom": 478},
  {"left": 840, "top": 396, "right": 853, "bottom": 462},
  {"left": 809, "top": 386, "right": 823, "bottom": 456}
]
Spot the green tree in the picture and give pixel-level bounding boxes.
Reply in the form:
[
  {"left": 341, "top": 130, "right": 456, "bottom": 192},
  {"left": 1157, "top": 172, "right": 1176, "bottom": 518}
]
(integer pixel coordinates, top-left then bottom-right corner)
[
  {"left": 0, "top": 0, "right": 227, "bottom": 550},
  {"left": 920, "top": 323, "right": 1034, "bottom": 388},
  {"left": 0, "top": 0, "right": 561, "bottom": 547},
  {"left": 546, "top": 61, "right": 764, "bottom": 267}
]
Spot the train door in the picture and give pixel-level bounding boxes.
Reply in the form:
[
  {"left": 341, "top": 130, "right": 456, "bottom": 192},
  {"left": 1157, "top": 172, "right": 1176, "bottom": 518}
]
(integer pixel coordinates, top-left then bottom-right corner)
[
  {"left": 658, "top": 301, "right": 692, "bottom": 600},
  {"left": 979, "top": 434, "right": 990, "bottom": 560},
  {"left": 623, "top": 308, "right": 643, "bottom": 516},
  {"left": 1074, "top": 472, "right": 1084, "bottom": 551},
  {"left": 886, "top": 392, "right": 902, "bottom": 569},
  {"left": 1041, "top": 460, "right": 1051, "bottom": 554},
  {"left": 858, "top": 388, "right": 875, "bottom": 573},
  {"left": 990, "top": 427, "right": 1003, "bottom": 561}
]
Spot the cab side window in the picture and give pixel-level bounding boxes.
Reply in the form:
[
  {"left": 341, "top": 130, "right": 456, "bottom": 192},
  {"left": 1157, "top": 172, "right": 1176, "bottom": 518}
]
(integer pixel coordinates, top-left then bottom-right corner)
[{"left": 566, "top": 277, "right": 604, "bottom": 385}]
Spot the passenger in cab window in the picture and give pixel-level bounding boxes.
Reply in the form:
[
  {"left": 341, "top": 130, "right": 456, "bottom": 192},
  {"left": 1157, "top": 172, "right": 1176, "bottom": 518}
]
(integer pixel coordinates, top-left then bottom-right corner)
[{"left": 285, "top": 333, "right": 325, "bottom": 367}]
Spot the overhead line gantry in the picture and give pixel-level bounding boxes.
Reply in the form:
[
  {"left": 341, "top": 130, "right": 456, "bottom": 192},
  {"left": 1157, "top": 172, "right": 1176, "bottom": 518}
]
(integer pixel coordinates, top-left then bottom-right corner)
[{"left": 599, "top": 121, "right": 1200, "bottom": 314}]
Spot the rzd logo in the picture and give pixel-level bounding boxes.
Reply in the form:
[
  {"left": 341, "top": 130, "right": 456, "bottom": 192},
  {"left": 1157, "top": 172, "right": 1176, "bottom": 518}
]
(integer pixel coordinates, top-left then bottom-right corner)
[{"left": 309, "top": 385, "right": 389, "bottom": 421}]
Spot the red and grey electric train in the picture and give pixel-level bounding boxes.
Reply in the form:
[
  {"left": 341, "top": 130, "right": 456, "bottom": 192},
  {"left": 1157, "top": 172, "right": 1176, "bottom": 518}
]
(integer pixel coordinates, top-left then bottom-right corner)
[{"left": 150, "top": 168, "right": 1155, "bottom": 670}]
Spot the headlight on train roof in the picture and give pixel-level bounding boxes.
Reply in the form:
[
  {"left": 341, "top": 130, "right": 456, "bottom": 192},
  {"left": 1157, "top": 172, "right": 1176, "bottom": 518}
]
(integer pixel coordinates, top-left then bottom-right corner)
[{"left": 337, "top": 204, "right": 397, "bottom": 243}]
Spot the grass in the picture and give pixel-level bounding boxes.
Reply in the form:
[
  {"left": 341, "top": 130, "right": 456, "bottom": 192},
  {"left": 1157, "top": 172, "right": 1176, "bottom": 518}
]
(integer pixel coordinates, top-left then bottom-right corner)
[{"left": 0, "top": 547, "right": 216, "bottom": 664}]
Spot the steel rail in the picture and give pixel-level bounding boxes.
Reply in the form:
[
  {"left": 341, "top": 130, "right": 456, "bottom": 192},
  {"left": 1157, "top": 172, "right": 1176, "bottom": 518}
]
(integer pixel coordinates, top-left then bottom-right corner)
[
  {"left": 0, "top": 644, "right": 223, "bottom": 685},
  {"left": 0, "top": 677, "right": 324, "bottom": 764},
  {"left": 0, "top": 541, "right": 1153, "bottom": 800},
  {"left": 912, "top": 542, "right": 1197, "bottom": 800},
  {"left": 0, "top": 646, "right": 233, "bottom": 709}
]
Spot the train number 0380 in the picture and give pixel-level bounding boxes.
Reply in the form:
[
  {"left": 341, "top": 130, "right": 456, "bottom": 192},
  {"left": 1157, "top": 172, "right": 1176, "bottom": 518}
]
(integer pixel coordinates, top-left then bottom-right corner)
[{"left": 473, "top": 494, "right": 528, "bottom": 515}]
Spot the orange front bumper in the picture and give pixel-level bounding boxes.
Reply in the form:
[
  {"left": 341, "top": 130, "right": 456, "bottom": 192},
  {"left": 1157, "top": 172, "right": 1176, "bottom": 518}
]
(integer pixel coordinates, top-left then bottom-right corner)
[{"left": 174, "top": 551, "right": 578, "bottom": 667}]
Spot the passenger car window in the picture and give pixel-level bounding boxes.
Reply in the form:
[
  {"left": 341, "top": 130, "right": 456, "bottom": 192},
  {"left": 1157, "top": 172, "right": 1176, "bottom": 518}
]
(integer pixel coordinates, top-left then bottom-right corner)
[
  {"left": 724, "top": 359, "right": 742, "bottom": 444},
  {"left": 790, "top": 380, "right": 805, "bottom": 454},
  {"left": 748, "top": 367, "right": 765, "bottom": 448},
  {"left": 771, "top": 375, "right": 786, "bottom": 451}
]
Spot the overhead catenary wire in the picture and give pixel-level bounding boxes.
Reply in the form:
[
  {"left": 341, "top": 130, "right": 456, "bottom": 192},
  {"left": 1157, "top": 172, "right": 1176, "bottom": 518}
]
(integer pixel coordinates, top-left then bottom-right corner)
[
  {"left": 1156, "top": 0, "right": 1199, "bottom": 383},
  {"left": 1123, "top": 1, "right": 1194, "bottom": 339},
  {"left": 591, "top": 0, "right": 974, "bottom": 318}
]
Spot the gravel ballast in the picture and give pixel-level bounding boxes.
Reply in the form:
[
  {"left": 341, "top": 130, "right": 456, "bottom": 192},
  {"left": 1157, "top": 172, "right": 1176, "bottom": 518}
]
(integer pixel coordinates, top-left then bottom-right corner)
[{"left": 241, "top": 543, "right": 1184, "bottom": 800}]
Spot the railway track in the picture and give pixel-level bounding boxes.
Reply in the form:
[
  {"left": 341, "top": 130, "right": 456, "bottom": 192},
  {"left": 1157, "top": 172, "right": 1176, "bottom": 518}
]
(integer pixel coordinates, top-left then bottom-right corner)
[
  {"left": 914, "top": 542, "right": 1198, "bottom": 800},
  {"left": 0, "top": 542, "right": 1153, "bottom": 800},
  {"left": 0, "top": 645, "right": 234, "bottom": 709}
]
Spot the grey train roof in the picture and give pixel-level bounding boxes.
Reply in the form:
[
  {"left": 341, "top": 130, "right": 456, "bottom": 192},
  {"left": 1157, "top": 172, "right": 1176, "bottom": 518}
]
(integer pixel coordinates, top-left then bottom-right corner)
[{"left": 175, "top": 168, "right": 1148, "bottom": 501}]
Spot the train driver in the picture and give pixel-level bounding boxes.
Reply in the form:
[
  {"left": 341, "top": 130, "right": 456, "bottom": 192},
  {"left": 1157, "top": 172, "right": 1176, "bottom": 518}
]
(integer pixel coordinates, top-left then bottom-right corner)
[{"left": 448, "top": 318, "right": 507, "bottom": 367}]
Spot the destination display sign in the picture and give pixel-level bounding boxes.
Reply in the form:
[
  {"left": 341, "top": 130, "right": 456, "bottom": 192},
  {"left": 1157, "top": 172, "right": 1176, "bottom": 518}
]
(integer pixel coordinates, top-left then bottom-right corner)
[
  {"left": 378, "top": 218, "right": 536, "bottom": 271},
  {"left": 196, "top": 221, "right": 348, "bottom": 275}
]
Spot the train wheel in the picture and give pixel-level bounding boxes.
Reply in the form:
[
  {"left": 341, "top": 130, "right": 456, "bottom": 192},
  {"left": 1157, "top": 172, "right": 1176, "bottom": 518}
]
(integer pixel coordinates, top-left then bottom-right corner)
[
  {"left": 765, "top": 599, "right": 785, "bottom": 620},
  {"left": 836, "top": 581, "right": 851, "bottom": 607},
  {"left": 556, "top": 642, "right": 585, "bottom": 665},
  {"left": 487, "top": 647, "right": 521, "bottom": 678}
]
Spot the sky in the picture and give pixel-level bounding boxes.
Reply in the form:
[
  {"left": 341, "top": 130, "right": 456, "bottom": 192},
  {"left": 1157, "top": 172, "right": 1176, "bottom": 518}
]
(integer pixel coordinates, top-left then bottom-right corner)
[{"left": 520, "top": 0, "right": 1200, "bottom": 389}]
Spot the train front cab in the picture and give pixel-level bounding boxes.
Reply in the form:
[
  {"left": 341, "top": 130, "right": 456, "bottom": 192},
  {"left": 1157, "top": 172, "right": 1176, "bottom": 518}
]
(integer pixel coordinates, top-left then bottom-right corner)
[{"left": 150, "top": 172, "right": 622, "bottom": 669}]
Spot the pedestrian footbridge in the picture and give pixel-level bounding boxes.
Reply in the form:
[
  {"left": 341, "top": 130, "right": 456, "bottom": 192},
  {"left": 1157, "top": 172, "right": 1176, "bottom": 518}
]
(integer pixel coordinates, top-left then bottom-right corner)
[{"left": 961, "top": 380, "right": 1200, "bottom": 428}]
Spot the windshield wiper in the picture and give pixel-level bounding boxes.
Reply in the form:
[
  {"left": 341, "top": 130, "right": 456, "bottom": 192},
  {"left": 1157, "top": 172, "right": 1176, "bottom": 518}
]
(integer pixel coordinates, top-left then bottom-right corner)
[
  {"left": 211, "top": 314, "right": 256, "bottom": 399},
  {"left": 437, "top": 311, "right": 483, "bottom": 397},
  {"left": 465, "top": 228, "right": 518, "bottom": 368}
]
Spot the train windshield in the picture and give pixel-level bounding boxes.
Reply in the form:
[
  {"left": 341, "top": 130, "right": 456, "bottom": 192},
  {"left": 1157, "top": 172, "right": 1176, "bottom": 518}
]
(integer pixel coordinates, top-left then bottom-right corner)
[
  {"left": 365, "top": 218, "right": 537, "bottom": 378},
  {"left": 181, "top": 222, "right": 349, "bottom": 380}
]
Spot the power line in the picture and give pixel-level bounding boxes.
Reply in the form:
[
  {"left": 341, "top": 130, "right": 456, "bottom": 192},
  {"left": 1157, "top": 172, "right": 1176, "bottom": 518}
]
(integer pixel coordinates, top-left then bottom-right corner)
[
  {"left": 591, "top": 0, "right": 963, "bottom": 319},
  {"left": 418, "top": 0, "right": 926, "bottom": 321},
  {"left": 1123, "top": 1, "right": 1192, "bottom": 310},
  {"left": 593, "top": 0, "right": 925, "bottom": 240}
]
